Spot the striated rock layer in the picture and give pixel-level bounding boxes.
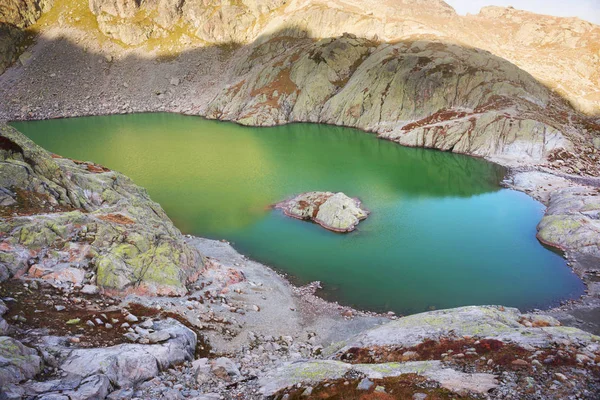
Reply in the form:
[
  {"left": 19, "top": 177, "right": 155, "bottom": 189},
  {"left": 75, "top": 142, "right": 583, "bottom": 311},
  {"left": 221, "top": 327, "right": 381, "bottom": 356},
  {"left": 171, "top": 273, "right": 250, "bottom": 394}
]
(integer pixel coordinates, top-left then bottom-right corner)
[{"left": 0, "top": 124, "right": 203, "bottom": 296}]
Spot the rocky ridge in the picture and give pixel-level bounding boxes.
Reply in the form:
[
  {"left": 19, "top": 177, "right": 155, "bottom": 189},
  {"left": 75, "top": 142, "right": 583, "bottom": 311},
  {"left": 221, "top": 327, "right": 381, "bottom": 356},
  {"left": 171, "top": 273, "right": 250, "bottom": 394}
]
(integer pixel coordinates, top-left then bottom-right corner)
[
  {"left": 80, "top": 0, "right": 600, "bottom": 116},
  {"left": 1, "top": 2, "right": 599, "bottom": 177}
]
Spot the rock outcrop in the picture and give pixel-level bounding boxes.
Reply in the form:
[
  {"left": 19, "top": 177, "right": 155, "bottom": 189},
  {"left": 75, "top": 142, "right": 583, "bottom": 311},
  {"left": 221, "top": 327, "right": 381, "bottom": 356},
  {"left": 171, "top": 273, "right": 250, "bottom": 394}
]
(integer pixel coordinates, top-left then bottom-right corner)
[
  {"left": 259, "top": 360, "right": 499, "bottom": 397},
  {"left": 207, "top": 35, "right": 584, "bottom": 162},
  {"left": 57, "top": 318, "right": 196, "bottom": 388},
  {"left": 0, "top": 0, "right": 53, "bottom": 74},
  {"left": 329, "top": 306, "right": 599, "bottom": 356},
  {"left": 0, "top": 124, "right": 203, "bottom": 295},
  {"left": 257, "top": 305, "right": 600, "bottom": 398},
  {"left": 0, "top": 318, "right": 196, "bottom": 398},
  {"left": 275, "top": 191, "right": 369, "bottom": 232},
  {"left": 537, "top": 186, "right": 600, "bottom": 258},
  {"left": 0, "top": 336, "right": 42, "bottom": 386}
]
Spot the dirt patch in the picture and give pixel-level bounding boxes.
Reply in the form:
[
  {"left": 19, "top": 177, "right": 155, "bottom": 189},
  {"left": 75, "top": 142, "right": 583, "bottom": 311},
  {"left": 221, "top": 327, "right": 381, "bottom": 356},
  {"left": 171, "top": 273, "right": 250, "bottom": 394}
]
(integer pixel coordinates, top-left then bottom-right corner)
[
  {"left": 276, "top": 374, "right": 473, "bottom": 400},
  {"left": 0, "top": 188, "right": 76, "bottom": 218},
  {"left": 338, "top": 337, "right": 599, "bottom": 371},
  {"left": 1, "top": 279, "right": 130, "bottom": 348}
]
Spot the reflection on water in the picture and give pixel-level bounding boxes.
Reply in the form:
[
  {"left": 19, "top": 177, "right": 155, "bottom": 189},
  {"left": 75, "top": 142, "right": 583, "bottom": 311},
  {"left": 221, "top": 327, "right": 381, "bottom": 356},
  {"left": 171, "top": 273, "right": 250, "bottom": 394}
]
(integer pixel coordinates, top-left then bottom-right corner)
[{"left": 12, "top": 113, "right": 584, "bottom": 315}]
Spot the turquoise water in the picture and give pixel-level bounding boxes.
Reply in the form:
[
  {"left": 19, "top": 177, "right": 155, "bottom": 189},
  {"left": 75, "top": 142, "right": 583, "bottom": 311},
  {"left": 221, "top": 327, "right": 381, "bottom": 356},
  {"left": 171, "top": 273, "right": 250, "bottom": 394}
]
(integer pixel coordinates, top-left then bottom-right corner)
[{"left": 12, "top": 113, "right": 584, "bottom": 315}]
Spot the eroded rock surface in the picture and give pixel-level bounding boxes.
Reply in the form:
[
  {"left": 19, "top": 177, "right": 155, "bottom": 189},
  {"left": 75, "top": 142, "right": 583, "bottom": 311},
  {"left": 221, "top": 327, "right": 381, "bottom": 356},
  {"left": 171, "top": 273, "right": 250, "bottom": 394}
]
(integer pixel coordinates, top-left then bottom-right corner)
[
  {"left": 537, "top": 186, "right": 600, "bottom": 257},
  {"left": 275, "top": 191, "right": 369, "bottom": 232},
  {"left": 0, "top": 124, "right": 203, "bottom": 295},
  {"left": 207, "top": 35, "right": 591, "bottom": 164},
  {"left": 81, "top": 0, "right": 600, "bottom": 117},
  {"left": 58, "top": 318, "right": 196, "bottom": 388}
]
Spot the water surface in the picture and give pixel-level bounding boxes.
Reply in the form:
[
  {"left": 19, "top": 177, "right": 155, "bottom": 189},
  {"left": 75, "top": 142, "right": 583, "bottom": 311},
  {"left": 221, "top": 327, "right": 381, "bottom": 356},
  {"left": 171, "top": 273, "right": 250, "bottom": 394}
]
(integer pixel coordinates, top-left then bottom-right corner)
[{"left": 12, "top": 113, "right": 584, "bottom": 314}]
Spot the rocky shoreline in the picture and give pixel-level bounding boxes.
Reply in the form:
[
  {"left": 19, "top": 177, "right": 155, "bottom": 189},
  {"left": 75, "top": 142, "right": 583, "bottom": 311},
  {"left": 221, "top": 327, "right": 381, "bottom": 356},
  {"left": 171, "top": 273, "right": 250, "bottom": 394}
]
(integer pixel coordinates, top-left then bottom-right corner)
[{"left": 1, "top": 113, "right": 600, "bottom": 399}]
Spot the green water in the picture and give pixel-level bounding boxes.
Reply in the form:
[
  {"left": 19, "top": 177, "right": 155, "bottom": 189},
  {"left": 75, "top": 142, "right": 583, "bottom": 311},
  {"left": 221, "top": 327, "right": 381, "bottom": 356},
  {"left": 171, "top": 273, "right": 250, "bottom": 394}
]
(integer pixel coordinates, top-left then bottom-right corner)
[{"left": 12, "top": 113, "right": 584, "bottom": 314}]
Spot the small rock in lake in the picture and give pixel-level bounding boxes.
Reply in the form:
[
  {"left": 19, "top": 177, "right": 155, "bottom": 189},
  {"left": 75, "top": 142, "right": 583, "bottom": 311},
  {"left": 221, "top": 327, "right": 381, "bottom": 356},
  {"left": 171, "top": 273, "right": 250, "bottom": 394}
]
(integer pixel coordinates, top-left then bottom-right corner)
[{"left": 274, "top": 192, "right": 369, "bottom": 232}]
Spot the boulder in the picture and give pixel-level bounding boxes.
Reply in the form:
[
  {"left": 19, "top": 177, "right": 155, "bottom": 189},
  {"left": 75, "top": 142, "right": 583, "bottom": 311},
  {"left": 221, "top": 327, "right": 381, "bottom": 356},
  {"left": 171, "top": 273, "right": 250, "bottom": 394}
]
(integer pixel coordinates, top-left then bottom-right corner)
[
  {"left": 0, "top": 336, "right": 43, "bottom": 386},
  {"left": 275, "top": 191, "right": 369, "bottom": 232},
  {"left": 537, "top": 187, "right": 600, "bottom": 257},
  {"left": 58, "top": 318, "right": 196, "bottom": 388},
  {"left": 210, "top": 357, "right": 241, "bottom": 381}
]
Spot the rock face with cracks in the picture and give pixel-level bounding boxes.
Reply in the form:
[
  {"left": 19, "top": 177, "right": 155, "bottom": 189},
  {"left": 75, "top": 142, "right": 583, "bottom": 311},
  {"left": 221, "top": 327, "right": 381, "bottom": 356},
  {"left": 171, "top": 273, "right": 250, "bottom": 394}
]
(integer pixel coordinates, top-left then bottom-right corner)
[
  {"left": 275, "top": 191, "right": 369, "bottom": 232},
  {"left": 0, "top": 124, "right": 203, "bottom": 295}
]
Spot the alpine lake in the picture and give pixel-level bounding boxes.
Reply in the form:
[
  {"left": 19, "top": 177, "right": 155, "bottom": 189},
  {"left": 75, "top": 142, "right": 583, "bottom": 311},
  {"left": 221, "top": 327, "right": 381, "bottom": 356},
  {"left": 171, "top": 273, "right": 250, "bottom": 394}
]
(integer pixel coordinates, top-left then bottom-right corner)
[{"left": 12, "top": 113, "right": 585, "bottom": 315}]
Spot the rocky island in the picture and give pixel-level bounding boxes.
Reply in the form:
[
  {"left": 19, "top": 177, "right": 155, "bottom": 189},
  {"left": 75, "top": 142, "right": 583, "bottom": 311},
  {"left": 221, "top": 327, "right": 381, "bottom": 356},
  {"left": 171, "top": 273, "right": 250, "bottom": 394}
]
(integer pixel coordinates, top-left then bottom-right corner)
[
  {"left": 275, "top": 192, "right": 369, "bottom": 232},
  {"left": 0, "top": 0, "right": 600, "bottom": 399}
]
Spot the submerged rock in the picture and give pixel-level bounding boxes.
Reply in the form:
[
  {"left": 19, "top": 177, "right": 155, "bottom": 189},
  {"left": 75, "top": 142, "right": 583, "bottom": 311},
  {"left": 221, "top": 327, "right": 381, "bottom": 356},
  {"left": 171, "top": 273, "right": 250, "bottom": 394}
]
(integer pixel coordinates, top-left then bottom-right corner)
[{"left": 275, "top": 191, "right": 369, "bottom": 232}]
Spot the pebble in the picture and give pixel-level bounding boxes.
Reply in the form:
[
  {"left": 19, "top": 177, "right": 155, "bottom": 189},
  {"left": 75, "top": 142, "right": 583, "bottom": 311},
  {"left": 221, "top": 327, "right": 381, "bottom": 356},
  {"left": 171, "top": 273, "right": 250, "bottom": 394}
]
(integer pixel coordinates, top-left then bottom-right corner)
[
  {"left": 55, "top": 305, "right": 66, "bottom": 311},
  {"left": 80, "top": 284, "right": 99, "bottom": 295},
  {"left": 357, "top": 378, "right": 374, "bottom": 391},
  {"left": 555, "top": 373, "right": 569, "bottom": 382},
  {"left": 140, "top": 319, "right": 154, "bottom": 329},
  {"left": 124, "top": 313, "right": 139, "bottom": 323},
  {"left": 148, "top": 330, "right": 171, "bottom": 343},
  {"left": 123, "top": 332, "right": 139, "bottom": 342}
]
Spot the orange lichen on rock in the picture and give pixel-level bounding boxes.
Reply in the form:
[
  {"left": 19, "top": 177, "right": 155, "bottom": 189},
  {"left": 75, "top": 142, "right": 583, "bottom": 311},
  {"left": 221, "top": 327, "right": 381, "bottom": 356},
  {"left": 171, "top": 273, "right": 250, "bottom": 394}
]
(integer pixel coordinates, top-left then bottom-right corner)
[{"left": 97, "top": 213, "right": 135, "bottom": 225}]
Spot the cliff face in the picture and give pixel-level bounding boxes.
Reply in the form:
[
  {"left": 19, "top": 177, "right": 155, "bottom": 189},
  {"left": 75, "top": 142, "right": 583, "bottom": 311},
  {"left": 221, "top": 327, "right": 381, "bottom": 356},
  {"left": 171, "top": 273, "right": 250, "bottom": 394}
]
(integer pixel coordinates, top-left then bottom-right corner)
[
  {"left": 0, "top": 0, "right": 53, "bottom": 74},
  {"left": 88, "top": 0, "right": 287, "bottom": 45}
]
